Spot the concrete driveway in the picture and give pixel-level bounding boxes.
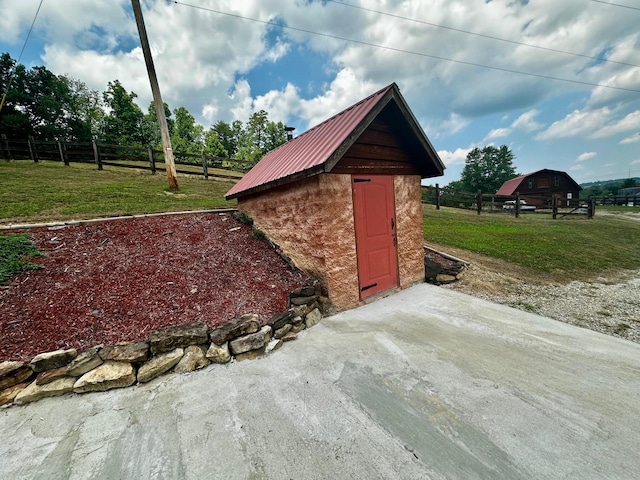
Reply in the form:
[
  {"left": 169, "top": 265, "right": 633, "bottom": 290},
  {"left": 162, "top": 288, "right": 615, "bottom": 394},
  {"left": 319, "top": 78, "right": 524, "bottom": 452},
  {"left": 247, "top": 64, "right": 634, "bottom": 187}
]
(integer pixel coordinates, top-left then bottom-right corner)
[{"left": 1, "top": 284, "right": 639, "bottom": 479}]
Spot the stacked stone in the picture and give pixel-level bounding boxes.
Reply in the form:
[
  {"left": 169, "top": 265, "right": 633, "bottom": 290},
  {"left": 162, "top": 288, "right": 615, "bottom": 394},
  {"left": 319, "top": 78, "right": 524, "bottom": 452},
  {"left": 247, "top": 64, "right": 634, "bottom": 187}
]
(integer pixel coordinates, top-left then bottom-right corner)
[
  {"left": 0, "top": 287, "right": 330, "bottom": 408},
  {"left": 424, "top": 247, "right": 469, "bottom": 285}
]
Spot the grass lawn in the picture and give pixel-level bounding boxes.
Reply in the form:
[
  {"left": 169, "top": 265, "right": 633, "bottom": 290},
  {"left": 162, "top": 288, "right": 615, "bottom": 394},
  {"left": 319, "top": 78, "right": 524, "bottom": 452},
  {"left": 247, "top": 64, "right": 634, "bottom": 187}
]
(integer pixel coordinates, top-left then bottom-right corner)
[
  {"left": 3, "top": 160, "right": 639, "bottom": 283},
  {"left": 423, "top": 204, "right": 640, "bottom": 280},
  {"left": 0, "top": 160, "right": 237, "bottom": 225}
]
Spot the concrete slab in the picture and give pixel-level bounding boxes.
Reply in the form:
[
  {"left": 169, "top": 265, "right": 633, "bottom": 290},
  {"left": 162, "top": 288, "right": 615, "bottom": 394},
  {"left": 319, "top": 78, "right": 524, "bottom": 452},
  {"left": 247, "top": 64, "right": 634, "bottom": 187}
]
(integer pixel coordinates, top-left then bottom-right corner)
[{"left": 1, "top": 284, "right": 639, "bottom": 479}]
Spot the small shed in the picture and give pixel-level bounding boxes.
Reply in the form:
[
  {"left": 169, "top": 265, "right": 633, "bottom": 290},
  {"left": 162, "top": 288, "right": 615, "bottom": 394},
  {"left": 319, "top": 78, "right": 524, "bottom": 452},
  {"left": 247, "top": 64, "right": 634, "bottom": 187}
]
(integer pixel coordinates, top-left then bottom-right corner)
[
  {"left": 225, "top": 83, "right": 444, "bottom": 310},
  {"left": 496, "top": 169, "right": 582, "bottom": 207}
]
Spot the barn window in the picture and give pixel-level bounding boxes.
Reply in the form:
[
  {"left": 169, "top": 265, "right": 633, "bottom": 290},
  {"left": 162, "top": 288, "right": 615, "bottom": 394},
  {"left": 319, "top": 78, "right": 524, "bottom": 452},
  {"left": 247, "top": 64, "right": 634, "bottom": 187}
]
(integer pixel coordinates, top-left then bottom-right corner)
[
  {"left": 554, "top": 175, "right": 560, "bottom": 186},
  {"left": 528, "top": 179, "right": 534, "bottom": 189}
]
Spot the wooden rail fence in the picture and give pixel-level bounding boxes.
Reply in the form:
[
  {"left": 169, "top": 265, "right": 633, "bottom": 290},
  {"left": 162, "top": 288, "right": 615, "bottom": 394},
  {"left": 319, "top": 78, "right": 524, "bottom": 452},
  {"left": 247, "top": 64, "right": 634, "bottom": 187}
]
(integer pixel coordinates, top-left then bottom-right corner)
[
  {"left": 0, "top": 134, "right": 254, "bottom": 180},
  {"left": 422, "top": 184, "right": 597, "bottom": 219}
]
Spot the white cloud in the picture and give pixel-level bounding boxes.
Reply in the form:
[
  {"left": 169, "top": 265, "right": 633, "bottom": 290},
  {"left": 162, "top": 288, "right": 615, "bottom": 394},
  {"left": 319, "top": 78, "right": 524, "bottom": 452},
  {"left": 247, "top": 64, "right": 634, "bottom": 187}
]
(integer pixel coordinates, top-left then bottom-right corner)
[
  {"left": 299, "top": 68, "right": 380, "bottom": 128},
  {"left": 620, "top": 133, "right": 640, "bottom": 144},
  {"left": 484, "top": 128, "right": 511, "bottom": 141},
  {"left": 436, "top": 148, "right": 472, "bottom": 167},
  {"left": 576, "top": 152, "right": 596, "bottom": 162},
  {"left": 511, "top": 110, "right": 543, "bottom": 132},
  {"left": 483, "top": 109, "right": 544, "bottom": 141},
  {"left": 570, "top": 164, "right": 585, "bottom": 171},
  {"left": 535, "top": 107, "right": 640, "bottom": 141},
  {"left": 536, "top": 108, "right": 611, "bottom": 141},
  {"left": 632, "top": 159, "right": 640, "bottom": 165},
  {"left": 593, "top": 110, "right": 640, "bottom": 138},
  {"left": 425, "top": 113, "right": 470, "bottom": 139},
  {"left": 1, "top": 0, "right": 639, "bottom": 193}
]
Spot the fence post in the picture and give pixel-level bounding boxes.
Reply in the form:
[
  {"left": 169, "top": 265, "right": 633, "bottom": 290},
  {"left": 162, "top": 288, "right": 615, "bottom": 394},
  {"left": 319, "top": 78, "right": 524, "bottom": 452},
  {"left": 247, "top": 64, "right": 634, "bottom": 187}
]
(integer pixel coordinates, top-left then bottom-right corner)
[
  {"left": 28, "top": 136, "right": 39, "bottom": 163},
  {"left": 588, "top": 198, "right": 595, "bottom": 218},
  {"left": 27, "top": 136, "right": 35, "bottom": 162},
  {"left": 201, "top": 151, "right": 209, "bottom": 180},
  {"left": 148, "top": 147, "right": 156, "bottom": 174},
  {"left": 476, "top": 190, "right": 482, "bottom": 215},
  {"left": 435, "top": 183, "right": 440, "bottom": 210},
  {"left": 552, "top": 194, "right": 558, "bottom": 219},
  {"left": 92, "top": 140, "right": 102, "bottom": 170},
  {"left": 57, "top": 140, "right": 69, "bottom": 165},
  {"left": 1, "top": 134, "right": 10, "bottom": 160},
  {"left": 515, "top": 192, "right": 520, "bottom": 218}
]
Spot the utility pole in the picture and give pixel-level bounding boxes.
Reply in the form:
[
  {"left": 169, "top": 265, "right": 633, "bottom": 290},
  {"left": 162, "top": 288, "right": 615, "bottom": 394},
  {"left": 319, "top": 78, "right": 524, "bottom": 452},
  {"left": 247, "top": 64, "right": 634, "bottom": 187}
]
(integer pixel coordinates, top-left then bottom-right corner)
[{"left": 131, "top": 0, "right": 178, "bottom": 191}]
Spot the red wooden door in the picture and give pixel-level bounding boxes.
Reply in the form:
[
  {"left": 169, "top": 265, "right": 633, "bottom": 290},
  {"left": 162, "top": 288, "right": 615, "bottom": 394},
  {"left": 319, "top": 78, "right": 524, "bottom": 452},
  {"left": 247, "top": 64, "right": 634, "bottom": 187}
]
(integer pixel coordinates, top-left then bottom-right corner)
[{"left": 352, "top": 175, "right": 398, "bottom": 299}]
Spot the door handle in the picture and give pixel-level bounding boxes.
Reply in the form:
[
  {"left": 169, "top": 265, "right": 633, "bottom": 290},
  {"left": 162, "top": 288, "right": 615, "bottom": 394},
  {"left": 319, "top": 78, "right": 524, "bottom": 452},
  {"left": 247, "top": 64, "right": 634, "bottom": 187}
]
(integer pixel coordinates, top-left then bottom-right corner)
[{"left": 391, "top": 218, "right": 395, "bottom": 230}]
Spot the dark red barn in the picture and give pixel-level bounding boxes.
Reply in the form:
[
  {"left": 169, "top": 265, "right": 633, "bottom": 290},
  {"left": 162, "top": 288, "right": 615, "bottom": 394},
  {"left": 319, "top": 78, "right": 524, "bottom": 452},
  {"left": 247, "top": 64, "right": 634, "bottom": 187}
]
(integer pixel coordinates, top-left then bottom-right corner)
[{"left": 496, "top": 169, "right": 582, "bottom": 207}]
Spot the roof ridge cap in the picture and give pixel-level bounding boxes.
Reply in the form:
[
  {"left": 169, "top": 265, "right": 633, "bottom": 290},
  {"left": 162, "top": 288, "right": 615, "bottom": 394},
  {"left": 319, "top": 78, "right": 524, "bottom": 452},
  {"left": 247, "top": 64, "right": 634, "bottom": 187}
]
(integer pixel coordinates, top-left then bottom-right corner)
[{"left": 282, "top": 83, "right": 395, "bottom": 145}]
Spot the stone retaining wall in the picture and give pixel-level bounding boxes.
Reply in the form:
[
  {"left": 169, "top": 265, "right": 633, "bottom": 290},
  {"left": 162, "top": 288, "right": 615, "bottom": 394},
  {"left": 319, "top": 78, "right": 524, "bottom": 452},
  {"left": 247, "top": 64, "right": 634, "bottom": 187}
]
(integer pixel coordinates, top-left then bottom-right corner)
[{"left": 0, "top": 283, "right": 329, "bottom": 408}]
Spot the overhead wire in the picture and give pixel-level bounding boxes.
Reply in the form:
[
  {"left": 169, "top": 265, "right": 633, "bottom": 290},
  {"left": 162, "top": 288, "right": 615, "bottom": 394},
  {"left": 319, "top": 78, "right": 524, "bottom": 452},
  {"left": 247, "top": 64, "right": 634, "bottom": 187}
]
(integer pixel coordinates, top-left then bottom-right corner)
[
  {"left": 172, "top": 1, "right": 640, "bottom": 94},
  {"left": 326, "top": 0, "right": 640, "bottom": 69},
  {"left": 0, "top": 0, "right": 45, "bottom": 113},
  {"left": 588, "top": 0, "right": 640, "bottom": 11}
]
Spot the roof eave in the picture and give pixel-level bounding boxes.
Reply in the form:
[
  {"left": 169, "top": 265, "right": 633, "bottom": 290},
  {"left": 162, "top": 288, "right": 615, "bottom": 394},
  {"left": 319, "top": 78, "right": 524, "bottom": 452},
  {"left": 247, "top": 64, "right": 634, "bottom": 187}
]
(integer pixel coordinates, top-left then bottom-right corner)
[
  {"left": 226, "top": 164, "right": 326, "bottom": 201},
  {"left": 389, "top": 86, "right": 446, "bottom": 175},
  {"left": 323, "top": 88, "right": 395, "bottom": 173}
]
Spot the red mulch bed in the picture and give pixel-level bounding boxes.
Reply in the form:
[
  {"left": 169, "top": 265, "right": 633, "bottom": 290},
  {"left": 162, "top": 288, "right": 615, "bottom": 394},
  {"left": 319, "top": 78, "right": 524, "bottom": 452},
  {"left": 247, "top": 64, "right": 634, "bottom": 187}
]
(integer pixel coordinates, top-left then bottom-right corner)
[{"left": 0, "top": 212, "right": 307, "bottom": 362}]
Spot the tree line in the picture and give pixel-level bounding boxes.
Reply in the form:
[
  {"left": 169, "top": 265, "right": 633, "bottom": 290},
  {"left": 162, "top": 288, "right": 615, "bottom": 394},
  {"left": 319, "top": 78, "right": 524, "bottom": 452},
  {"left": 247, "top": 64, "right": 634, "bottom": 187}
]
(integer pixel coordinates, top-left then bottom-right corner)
[{"left": 0, "top": 52, "right": 287, "bottom": 161}]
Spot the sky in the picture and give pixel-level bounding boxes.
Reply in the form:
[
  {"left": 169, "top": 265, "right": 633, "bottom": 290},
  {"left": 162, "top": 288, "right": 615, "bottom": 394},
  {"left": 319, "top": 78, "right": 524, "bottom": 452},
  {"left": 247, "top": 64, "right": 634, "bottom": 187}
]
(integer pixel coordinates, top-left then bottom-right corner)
[{"left": 1, "top": 0, "right": 639, "bottom": 186}]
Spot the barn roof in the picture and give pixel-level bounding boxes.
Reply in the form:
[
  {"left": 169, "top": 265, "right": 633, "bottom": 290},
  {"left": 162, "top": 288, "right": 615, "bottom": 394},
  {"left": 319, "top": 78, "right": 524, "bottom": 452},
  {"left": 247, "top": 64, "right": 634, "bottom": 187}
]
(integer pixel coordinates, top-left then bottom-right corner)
[
  {"left": 496, "top": 169, "right": 583, "bottom": 196},
  {"left": 225, "top": 83, "right": 444, "bottom": 200}
]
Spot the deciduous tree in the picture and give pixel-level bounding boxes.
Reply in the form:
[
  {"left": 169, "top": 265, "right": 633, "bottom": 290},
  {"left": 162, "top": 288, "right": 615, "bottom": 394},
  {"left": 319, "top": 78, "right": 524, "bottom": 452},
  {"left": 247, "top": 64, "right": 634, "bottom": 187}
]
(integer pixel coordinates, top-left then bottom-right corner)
[
  {"left": 101, "top": 80, "right": 146, "bottom": 145},
  {"left": 460, "top": 145, "right": 517, "bottom": 193}
]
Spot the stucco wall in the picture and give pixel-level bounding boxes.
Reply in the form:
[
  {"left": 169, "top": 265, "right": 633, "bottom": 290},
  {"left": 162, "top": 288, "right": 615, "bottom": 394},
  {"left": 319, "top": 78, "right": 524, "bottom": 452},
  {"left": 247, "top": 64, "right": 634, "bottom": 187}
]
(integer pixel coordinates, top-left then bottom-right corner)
[
  {"left": 238, "top": 174, "right": 425, "bottom": 311},
  {"left": 394, "top": 175, "right": 426, "bottom": 289},
  {"left": 238, "top": 174, "right": 360, "bottom": 310}
]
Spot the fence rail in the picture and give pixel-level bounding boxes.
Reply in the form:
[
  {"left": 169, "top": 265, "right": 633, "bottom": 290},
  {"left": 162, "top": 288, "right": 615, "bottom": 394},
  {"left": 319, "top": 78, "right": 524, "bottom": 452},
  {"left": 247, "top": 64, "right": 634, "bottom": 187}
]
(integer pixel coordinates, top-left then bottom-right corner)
[
  {"left": 422, "top": 184, "right": 598, "bottom": 219},
  {"left": 0, "top": 135, "right": 254, "bottom": 179}
]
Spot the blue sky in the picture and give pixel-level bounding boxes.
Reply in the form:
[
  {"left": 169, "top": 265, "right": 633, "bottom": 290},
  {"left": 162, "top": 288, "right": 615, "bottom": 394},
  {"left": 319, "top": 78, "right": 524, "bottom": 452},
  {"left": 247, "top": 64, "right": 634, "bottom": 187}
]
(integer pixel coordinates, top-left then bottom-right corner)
[{"left": 1, "top": 0, "right": 639, "bottom": 186}]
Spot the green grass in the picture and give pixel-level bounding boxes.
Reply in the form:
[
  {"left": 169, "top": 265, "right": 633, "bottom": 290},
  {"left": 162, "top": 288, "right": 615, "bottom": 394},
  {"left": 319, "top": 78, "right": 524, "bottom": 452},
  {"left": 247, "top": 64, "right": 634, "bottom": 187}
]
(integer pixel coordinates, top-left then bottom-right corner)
[
  {"left": 0, "top": 160, "right": 237, "bottom": 224},
  {"left": 423, "top": 205, "right": 640, "bottom": 280},
  {"left": 0, "top": 233, "right": 44, "bottom": 284}
]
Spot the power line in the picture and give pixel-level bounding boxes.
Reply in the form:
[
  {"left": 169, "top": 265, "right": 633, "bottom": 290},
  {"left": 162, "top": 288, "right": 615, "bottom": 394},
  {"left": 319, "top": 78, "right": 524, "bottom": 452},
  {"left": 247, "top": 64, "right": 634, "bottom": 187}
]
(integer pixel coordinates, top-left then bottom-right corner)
[
  {"left": 589, "top": 0, "right": 640, "bottom": 11},
  {"left": 15, "top": 0, "right": 45, "bottom": 65},
  {"left": 172, "top": 1, "right": 640, "bottom": 94},
  {"left": 326, "top": 0, "right": 640, "bottom": 69},
  {"left": 1, "top": 0, "right": 45, "bottom": 113}
]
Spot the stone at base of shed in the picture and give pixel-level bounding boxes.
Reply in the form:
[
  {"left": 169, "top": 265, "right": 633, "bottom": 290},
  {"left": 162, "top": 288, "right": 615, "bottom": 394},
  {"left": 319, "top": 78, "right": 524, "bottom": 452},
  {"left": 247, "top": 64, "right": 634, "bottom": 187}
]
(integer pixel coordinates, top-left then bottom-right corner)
[
  {"left": 0, "top": 286, "right": 329, "bottom": 408},
  {"left": 424, "top": 246, "right": 469, "bottom": 285}
]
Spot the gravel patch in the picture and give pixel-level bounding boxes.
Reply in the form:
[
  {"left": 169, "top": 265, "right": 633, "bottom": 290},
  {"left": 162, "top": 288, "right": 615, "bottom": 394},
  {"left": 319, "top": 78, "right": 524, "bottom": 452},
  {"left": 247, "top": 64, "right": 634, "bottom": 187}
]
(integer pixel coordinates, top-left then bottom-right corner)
[{"left": 442, "top": 262, "right": 640, "bottom": 344}]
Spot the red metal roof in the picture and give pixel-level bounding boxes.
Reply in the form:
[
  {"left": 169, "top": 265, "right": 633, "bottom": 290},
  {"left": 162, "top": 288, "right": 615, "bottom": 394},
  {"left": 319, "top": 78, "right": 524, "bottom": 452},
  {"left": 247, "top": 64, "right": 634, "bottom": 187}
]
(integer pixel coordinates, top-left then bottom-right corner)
[
  {"left": 226, "top": 83, "right": 442, "bottom": 200},
  {"left": 496, "top": 169, "right": 583, "bottom": 195},
  {"left": 496, "top": 173, "right": 529, "bottom": 196}
]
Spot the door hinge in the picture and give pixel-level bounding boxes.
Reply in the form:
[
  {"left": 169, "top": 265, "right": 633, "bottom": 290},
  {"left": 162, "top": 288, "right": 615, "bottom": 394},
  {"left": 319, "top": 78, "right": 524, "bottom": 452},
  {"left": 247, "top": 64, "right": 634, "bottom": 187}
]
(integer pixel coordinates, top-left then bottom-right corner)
[{"left": 360, "top": 283, "right": 378, "bottom": 292}]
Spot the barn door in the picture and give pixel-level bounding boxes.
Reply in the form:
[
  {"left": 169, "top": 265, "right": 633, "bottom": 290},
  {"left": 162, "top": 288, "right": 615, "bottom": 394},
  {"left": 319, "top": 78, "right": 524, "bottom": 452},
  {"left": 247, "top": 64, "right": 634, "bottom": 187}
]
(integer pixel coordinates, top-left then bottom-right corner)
[{"left": 352, "top": 175, "right": 398, "bottom": 299}]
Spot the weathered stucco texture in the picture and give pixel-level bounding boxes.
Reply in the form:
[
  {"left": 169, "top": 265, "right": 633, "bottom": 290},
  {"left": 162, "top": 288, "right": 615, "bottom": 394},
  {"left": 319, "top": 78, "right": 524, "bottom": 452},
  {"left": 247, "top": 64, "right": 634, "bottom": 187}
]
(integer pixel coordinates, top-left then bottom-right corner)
[
  {"left": 238, "top": 174, "right": 360, "bottom": 310},
  {"left": 394, "top": 175, "right": 425, "bottom": 290}
]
